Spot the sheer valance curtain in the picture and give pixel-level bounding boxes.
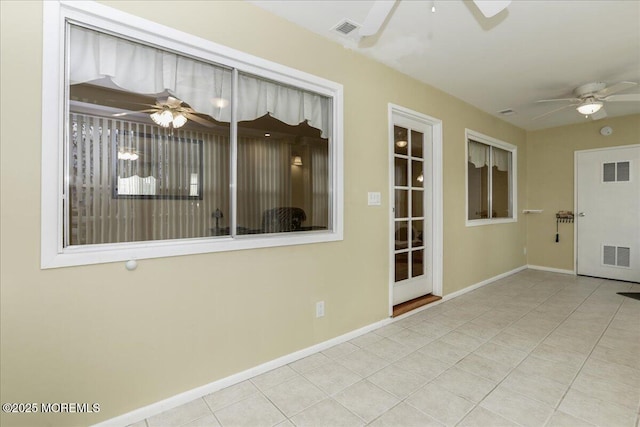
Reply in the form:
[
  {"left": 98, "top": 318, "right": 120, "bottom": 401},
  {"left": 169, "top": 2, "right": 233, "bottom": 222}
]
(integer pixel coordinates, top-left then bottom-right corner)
[
  {"left": 69, "top": 25, "right": 330, "bottom": 137},
  {"left": 468, "top": 140, "right": 509, "bottom": 171}
]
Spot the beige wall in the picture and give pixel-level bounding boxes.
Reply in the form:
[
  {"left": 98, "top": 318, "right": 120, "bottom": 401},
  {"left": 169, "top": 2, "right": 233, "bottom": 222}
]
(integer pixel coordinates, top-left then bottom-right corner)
[
  {"left": 525, "top": 114, "right": 640, "bottom": 271},
  {"left": 0, "top": 1, "right": 526, "bottom": 425}
]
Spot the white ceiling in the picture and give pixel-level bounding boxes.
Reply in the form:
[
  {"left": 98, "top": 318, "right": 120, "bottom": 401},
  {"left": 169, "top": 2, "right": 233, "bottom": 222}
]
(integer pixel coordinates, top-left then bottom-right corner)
[{"left": 249, "top": 0, "right": 640, "bottom": 131}]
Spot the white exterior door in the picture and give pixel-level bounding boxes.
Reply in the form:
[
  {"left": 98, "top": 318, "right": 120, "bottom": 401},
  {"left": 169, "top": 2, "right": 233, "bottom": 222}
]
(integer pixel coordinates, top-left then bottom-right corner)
[
  {"left": 390, "top": 110, "right": 434, "bottom": 305},
  {"left": 575, "top": 145, "right": 640, "bottom": 282}
]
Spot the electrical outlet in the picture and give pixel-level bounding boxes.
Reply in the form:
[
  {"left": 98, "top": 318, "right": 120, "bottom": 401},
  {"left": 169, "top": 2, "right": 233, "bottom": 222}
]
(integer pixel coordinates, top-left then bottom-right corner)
[
  {"left": 523, "top": 247, "right": 527, "bottom": 256},
  {"left": 316, "top": 301, "right": 325, "bottom": 318}
]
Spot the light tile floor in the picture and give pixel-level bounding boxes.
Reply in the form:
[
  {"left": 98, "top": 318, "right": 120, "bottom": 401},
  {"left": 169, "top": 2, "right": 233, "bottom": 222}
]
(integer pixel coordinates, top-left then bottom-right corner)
[{"left": 130, "top": 270, "right": 640, "bottom": 427}]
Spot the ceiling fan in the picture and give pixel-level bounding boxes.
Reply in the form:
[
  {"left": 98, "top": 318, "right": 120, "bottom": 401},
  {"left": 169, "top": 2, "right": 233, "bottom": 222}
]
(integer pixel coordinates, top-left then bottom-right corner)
[
  {"left": 534, "top": 82, "right": 640, "bottom": 121},
  {"left": 114, "top": 96, "right": 214, "bottom": 129},
  {"left": 359, "top": 0, "right": 511, "bottom": 38}
]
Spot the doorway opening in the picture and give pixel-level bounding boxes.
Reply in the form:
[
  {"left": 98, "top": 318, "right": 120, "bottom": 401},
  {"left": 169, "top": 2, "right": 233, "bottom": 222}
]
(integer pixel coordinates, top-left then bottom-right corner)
[
  {"left": 388, "top": 104, "right": 443, "bottom": 316},
  {"left": 575, "top": 145, "right": 640, "bottom": 282}
]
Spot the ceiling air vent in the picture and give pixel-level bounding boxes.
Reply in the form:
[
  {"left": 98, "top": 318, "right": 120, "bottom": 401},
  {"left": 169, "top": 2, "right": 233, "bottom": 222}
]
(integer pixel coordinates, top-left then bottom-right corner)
[
  {"left": 498, "top": 109, "right": 516, "bottom": 116},
  {"left": 333, "top": 20, "right": 359, "bottom": 36}
]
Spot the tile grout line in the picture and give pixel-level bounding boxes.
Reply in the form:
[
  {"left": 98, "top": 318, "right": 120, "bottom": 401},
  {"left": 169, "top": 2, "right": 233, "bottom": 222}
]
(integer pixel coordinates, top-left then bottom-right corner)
[
  {"left": 449, "top": 277, "right": 603, "bottom": 427},
  {"left": 548, "top": 283, "right": 630, "bottom": 427},
  {"left": 200, "top": 393, "right": 228, "bottom": 427},
  {"left": 481, "top": 277, "right": 637, "bottom": 427},
  {"left": 376, "top": 277, "right": 569, "bottom": 427},
  {"left": 456, "top": 283, "right": 572, "bottom": 426},
  {"left": 147, "top": 274, "right": 635, "bottom": 427}
]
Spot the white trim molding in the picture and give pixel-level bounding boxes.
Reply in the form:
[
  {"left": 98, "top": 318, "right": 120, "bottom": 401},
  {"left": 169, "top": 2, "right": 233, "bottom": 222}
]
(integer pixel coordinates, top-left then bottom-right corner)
[
  {"left": 41, "top": 1, "right": 344, "bottom": 269},
  {"left": 527, "top": 265, "right": 576, "bottom": 275},
  {"left": 465, "top": 129, "right": 518, "bottom": 227},
  {"left": 91, "top": 318, "right": 391, "bottom": 427},
  {"left": 95, "top": 264, "right": 531, "bottom": 426},
  {"left": 442, "top": 265, "right": 528, "bottom": 301},
  {"left": 387, "top": 104, "right": 443, "bottom": 316}
]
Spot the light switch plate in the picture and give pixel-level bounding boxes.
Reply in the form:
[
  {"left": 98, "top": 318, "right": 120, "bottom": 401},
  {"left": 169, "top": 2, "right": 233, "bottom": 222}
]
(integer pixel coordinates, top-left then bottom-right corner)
[{"left": 367, "top": 192, "right": 381, "bottom": 206}]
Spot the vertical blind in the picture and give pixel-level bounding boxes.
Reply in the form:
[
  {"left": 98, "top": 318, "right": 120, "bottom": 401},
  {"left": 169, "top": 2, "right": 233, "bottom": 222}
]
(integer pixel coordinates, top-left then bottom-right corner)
[
  {"left": 69, "top": 113, "right": 229, "bottom": 245},
  {"left": 236, "top": 137, "right": 293, "bottom": 232},
  {"left": 67, "top": 24, "right": 332, "bottom": 247},
  {"left": 69, "top": 113, "right": 329, "bottom": 245},
  {"left": 311, "top": 142, "right": 329, "bottom": 228}
]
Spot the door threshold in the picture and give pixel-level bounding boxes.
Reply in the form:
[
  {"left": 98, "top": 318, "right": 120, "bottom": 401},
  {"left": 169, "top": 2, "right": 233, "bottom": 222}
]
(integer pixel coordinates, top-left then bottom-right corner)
[{"left": 393, "top": 294, "right": 441, "bottom": 317}]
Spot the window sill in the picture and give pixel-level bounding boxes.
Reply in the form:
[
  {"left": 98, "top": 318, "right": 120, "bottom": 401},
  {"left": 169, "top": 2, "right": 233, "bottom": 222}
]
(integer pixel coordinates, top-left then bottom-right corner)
[
  {"left": 465, "top": 217, "right": 517, "bottom": 227},
  {"left": 42, "top": 230, "right": 342, "bottom": 269}
]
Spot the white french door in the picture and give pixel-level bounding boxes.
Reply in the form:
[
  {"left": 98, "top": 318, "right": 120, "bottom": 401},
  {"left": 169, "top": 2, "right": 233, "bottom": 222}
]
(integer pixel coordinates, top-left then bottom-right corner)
[
  {"left": 575, "top": 145, "right": 640, "bottom": 282},
  {"left": 390, "top": 106, "right": 442, "bottom": 306}
]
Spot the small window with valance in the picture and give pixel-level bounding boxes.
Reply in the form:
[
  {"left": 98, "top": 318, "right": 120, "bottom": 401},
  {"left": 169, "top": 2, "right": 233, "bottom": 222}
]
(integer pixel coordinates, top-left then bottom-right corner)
[{"left": 466, "top": 130, "right": 517, "bottom": 225}]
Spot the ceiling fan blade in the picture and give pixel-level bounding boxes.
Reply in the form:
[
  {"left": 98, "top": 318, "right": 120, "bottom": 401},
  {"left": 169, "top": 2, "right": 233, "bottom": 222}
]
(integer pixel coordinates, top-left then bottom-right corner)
[
  {"left": 473, "top": 0, "right": 511, "bottom": 18},
  {"left": 536, "top": 97, "right": 580, "bottom": 103},
  {"left": 359, "top": 0, "right": 396, "bottom": 37},
  {"left": 164, "top": 96, "right": 184, "bottom": 108},
  {"left": 112, "top": 108, "right": 158, "bottom": 117},
  {"left": 597, "top": 81, "right": 637, "bottom": 97},
  {"left": 184, "top": 112, "right": 214, "bottom": 127},
  {"left": 603, "top": 93, "right": 640, "bottom": 102},
  {"left": 107, "top": 100, "right": 158, "bottom": 109},
  {"left": 590, "top": 108, "right": 607, "bottom": 120},
  {"left": 532, "top": 103, "right": 576, "bottom": 121}
]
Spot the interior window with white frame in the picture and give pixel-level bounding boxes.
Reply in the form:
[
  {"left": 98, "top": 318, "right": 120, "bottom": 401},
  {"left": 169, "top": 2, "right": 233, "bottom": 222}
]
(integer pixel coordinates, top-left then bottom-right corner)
[
  {"left": 41, "top": 2, "right": 343, "bottom": 268},
  {"left": 466, "top": 130, "right": 516, "bottom": 224}
]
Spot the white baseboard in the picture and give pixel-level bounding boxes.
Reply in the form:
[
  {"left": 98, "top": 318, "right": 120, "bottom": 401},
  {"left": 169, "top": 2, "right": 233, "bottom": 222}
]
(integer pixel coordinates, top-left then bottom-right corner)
[
  {"left": 95, "top": 264, "right": 536, "bottom": 426},
  {"left": 527, "top": 264, "right": 575, "bottom": 275},
  {"left": 391, "top": 265, "right": 528, "bottom": 320},
  {"left": 441, "top": 265, "right": 528, "bottom": 302},
  {"left": 92, "top": 317, "right": 391, "bottom": 427}
]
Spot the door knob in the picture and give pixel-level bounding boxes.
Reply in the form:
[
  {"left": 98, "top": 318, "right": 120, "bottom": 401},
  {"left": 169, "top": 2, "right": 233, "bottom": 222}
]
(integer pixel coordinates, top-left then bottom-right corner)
[{"left": 578, "top": 212, "right": 586, "bottom": 217}]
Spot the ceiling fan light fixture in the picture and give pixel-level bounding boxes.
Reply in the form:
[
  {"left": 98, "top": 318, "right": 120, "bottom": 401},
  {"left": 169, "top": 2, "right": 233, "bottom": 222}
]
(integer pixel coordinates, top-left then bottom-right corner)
[
  {"left": 151, "top": 108, "right": 188, "bottom": 128},
  {"left": 151, "top": 109, "right": 174, "bottom": 127},
  {"left": 117, "top": 151, "right": 138, "bottom": 161},
  {"left": 576, "top": 100, "right": 603, "bottom": 115},
  {"left": 172, "top": 113, "right": 187, "bottom": 128}
]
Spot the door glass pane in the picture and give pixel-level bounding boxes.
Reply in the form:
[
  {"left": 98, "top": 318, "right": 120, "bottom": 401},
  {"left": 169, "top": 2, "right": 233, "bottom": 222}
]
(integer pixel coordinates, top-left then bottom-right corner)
[
  {"left": 394, "top": 123, "right": 429, "bottom": 286},
  {"left": 395, "top": 157, "right": 408, "bottom": 187},
  {"left": 491, "top": 146, "right": 511, "bottom": 218},
  {"left": 411, "top": 130, "right": 423, "bottom": 158},
  {"left": 395, "top": 252, "right": 409, "bottom": 282},
  {"left": 395, "top": 190, "right": 408, "bottom": 218},
  {"left": 412, "top": 220, "right": 424, "bottom": 248},
  {"left": 395, "top": 221, "right": 409, "bottom": 250},
  {"left": 412, "top": 160, "right": 423, "bottom": 188},
  {"left": 394, "top": 126, "right": 408, "bottom": 156},
  {"left": 412, "top": 249, "right": 424, "bottom": 278},
  {"left": 411, "top": 190, "right": 423, "bottom": 217}
]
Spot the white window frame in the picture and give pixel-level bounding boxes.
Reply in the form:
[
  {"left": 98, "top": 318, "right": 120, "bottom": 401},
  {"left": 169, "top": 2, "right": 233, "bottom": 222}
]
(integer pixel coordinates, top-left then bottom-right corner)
[
  {"left": 465, "top": 129, "right": 517, "bottom": 227},
  {"left": 41, "top": 1, "right": 344, "bottom": 268}
]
